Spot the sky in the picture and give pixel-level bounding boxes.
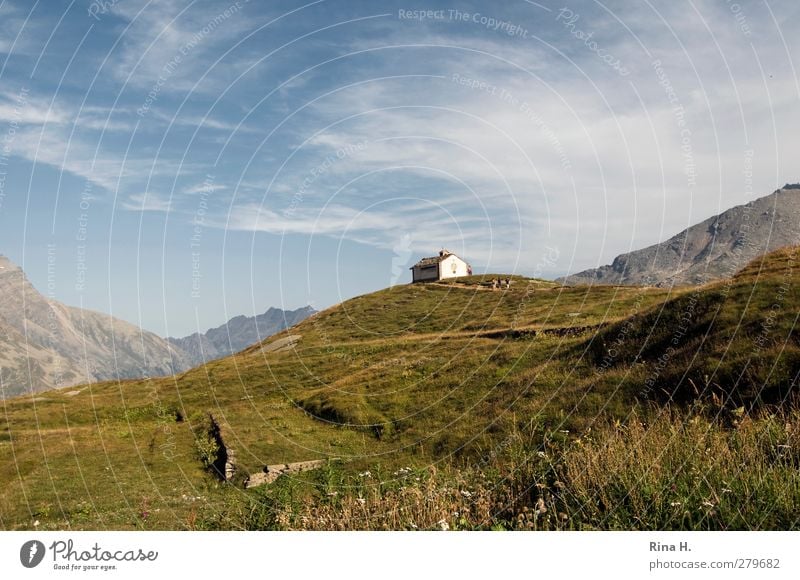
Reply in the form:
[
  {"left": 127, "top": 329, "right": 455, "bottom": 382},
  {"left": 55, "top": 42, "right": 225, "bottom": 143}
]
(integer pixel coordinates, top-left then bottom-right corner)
[{"left": 0, "top": 0, "right": 798, "bottom": 337}]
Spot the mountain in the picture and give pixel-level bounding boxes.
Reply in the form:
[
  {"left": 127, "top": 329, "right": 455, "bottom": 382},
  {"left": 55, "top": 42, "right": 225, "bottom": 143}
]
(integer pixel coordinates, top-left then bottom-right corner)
[
  {"left": 560, "top": 184, "right": 800, "bottom": 286},
  {"left": 168, "top": 306, "right": 316, "bottom": 366},
  {"left": 0, "top": 254, "right": 315, "bottom": 398},
  {"left": 0, "top": 254, "right": 193, "bottom": 399}
]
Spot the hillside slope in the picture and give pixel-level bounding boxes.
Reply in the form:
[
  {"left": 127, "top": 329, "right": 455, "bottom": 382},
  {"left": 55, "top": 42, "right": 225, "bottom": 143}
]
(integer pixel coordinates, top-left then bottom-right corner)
[
  {"left": 2, "top": 252, "right": 799, "bottom": 530},
  {"left": 587, "top": 246, "right": 800, "bottom": 405},
  {"left": 561, "top": 184, "right": 800, "bottom": 286}
]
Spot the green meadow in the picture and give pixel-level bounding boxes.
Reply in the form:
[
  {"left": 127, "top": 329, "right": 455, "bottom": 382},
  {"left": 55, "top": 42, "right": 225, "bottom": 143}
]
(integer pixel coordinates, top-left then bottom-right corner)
[{"left": 2, "top": 248, "right": 798, "bottom": 530}]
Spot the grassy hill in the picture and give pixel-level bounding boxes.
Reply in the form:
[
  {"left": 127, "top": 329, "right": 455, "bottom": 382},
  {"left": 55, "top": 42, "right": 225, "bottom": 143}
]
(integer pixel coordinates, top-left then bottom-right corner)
[{"left": 1, "top": 250, "right": 799, "bottom": 530}]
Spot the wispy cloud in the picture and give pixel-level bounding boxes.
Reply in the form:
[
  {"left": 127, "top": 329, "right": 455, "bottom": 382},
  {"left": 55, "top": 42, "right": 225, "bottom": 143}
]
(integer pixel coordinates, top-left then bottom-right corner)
[
  {"left": 0, "top": 90, "right": 70, "bottom": 124},
  {"left": 108, "top": 0, "right": 263, "bottom": 95},
  {"left": 183, "top": 181, "right": 227, "bottom": 195},
  {"left": 149, "top": 109, "right": 250, "bottom": 132},
  {"left": 216, "top": 2, "right": 800, "bottom": 272},
  {"left": 122, "top": 192, "right": 172, "bottom": 212},
  {"left": 0, "top": 1, "right": 46, "bottom": 57},
  {"left": 4, "top": 0, "right": 798, "bottom": 277}
]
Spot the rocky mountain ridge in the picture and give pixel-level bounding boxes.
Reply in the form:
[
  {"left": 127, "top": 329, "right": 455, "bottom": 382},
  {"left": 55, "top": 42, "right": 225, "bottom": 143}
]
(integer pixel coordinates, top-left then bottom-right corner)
[
  {"left": 168, "top": 305, "right": 316, "bottom": 367},
  {"left": 560, "top": 184, "right": 800, "bottom": 287}
]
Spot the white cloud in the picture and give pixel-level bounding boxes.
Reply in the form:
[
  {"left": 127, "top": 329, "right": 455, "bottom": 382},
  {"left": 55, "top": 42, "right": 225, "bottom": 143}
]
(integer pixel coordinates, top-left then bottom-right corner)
[
  {"left": 0, "top": 1, "right": 48, "bottom": 57},
  {"left": 6, "top": 0, "right": 798, "bottom": 276},
  {"left": 183, "top": 181, "right": 227, "bottom": 195},
  {"left": 108, "top": 0, "right": 263, "bottom": 96},
  {"left": 219, "top": 3, "right": 800, "bottom": 274},
  {"left": 6, "top": 121, "right": 187, "bottom": 192},
  {"left": 122, "top": 192, "right": 172, "bottom": 212},
  {"left": 149, "top": 109, "right": 250, "bottom": 132},
  {"left": 0, "top": 90, "right": 70, "bottom": 125}
]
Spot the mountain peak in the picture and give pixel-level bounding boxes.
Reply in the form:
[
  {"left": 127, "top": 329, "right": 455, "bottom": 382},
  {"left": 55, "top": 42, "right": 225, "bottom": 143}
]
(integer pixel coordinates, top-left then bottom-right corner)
[
  {"left": 0, "top": 254, "right": 21, "bottom": 274},
  {"left": 0, "top": 254, "right": 196, "bottom": 399}
]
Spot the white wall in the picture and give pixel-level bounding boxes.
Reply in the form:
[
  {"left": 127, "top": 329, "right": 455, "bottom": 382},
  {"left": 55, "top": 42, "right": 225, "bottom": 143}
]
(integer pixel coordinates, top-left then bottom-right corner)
[{"left": 439, "top": 255, "right": 469, "bottom": 280}]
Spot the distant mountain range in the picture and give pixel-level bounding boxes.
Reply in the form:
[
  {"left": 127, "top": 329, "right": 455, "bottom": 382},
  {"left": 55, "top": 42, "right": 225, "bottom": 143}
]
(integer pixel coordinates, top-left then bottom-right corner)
[
  {"left": 168, "top": 306, "right": 316, "bottom": 367},
  {"left": 560, "top": 184, "right": 800, "bottom": 286},
  {"left": 0, "top": 254, "right": 314, "bottom": 398}
]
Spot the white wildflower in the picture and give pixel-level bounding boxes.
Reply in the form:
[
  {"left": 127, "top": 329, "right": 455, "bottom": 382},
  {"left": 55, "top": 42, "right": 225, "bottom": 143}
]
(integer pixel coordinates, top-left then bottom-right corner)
[{"left": 535, "top": 497, "right": 547, "bottom": 515}]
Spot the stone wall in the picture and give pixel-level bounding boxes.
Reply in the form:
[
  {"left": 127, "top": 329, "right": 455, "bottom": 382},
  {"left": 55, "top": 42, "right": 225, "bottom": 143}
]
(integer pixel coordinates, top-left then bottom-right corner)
[{"left": 245, "top": 459, "right": 328, "bottom": 488}]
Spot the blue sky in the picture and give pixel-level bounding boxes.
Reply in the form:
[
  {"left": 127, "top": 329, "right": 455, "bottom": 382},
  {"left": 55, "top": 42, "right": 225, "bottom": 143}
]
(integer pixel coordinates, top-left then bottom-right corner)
[{"left": 0, "top": 0, "right": 798, "bottom": 336}]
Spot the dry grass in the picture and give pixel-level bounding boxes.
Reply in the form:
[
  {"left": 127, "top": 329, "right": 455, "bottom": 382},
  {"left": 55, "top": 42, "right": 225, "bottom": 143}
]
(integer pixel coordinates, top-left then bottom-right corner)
[
  {"left": 561, "top": 406, "right": 800, "bottom": 529},
  {"left": 225, "top": 406, "right": 800, "bottom": 530}
]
